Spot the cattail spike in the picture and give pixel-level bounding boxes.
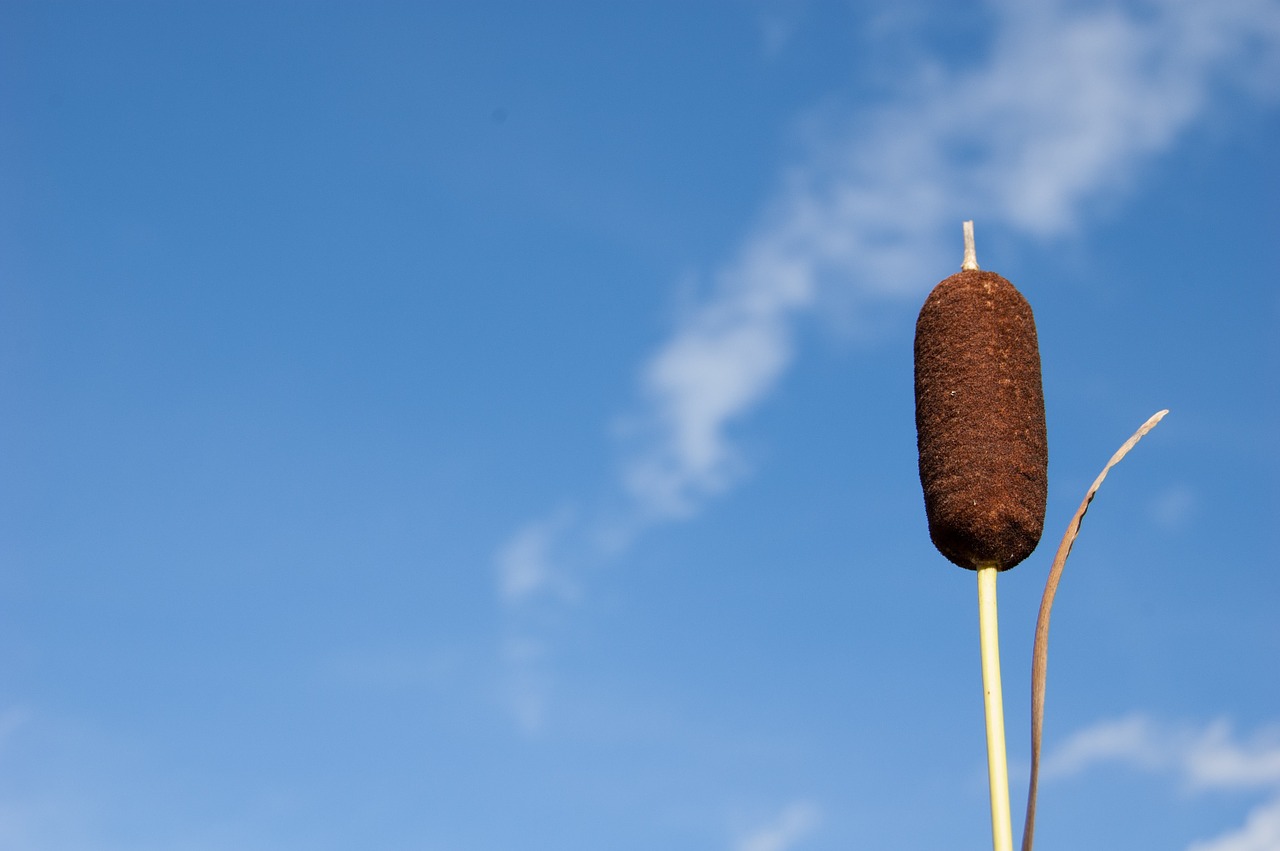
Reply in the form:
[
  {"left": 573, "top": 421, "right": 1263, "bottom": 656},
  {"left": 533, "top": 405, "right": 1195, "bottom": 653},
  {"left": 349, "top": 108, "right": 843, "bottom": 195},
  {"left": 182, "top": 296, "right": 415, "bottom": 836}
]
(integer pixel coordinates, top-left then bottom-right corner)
[{"left": 915, "top": 232, "right": 1047, "bottom": 572}]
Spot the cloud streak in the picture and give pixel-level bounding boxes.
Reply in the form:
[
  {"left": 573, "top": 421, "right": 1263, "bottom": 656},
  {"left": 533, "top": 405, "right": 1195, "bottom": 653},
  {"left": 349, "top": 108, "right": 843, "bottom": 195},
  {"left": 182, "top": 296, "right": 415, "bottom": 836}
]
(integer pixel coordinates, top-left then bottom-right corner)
[
  {"left": 735, "top": 801, "right": 821, "bottom": 851},
  {"left": 1045, "top": 714, "right": 1280, "bottom": 850},
  {"left": 1045, "top": 714, "right": 1280, "bottom": 790},
  {"left": 1187, "top": 795, "right": 1280, "bottom": 851},
  {"left": 496, "top": 510, "right": 577, "bottom": 604}
]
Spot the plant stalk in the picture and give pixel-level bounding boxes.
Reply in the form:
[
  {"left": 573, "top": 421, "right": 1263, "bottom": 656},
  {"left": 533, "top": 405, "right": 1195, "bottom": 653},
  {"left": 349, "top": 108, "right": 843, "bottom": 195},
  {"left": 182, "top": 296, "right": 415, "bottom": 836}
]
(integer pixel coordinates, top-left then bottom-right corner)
[{"left": 978, "top": 565, "right": 1014, "bottom": 851}]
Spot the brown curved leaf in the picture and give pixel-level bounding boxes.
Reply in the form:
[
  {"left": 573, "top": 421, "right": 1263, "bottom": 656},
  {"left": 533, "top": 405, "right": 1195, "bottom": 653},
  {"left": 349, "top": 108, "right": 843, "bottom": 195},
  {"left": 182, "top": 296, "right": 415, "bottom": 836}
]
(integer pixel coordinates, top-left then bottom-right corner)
[{"left": 1021, "top": 409, "right": 1168, "bottom": 851}]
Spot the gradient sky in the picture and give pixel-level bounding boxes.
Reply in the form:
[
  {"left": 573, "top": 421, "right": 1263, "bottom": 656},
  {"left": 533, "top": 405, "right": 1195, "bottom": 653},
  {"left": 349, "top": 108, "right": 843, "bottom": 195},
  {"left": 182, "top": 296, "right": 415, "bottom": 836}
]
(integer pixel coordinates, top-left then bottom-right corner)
[{"left": 2, "top": 2, "right": 1279, "bottom": 850}]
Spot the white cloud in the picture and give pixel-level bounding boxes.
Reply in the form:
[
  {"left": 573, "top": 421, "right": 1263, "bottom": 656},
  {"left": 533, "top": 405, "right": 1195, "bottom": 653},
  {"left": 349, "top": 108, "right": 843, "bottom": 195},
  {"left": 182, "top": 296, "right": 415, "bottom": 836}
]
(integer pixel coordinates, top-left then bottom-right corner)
[
  {"left": 735, "top": 801, "right": 821, "bottom": 851},
  {"left": 1045, "top": 714, "right": 1280, "bottom": 791},
  {"left": 1042, "top": 713, "right": 1170, "bottom": 777},
  {"left": 1188, "top": 794, "right": 1280, "bottom": 851},
  {"left": 625, "top": 270, "right": 804, "bottom": 519},
  {"left": 500, "top": 636, "right": 550, "bottom": 735},
  {"left": 494, "top": 511, "right": 578, "bottom": 729},
  {"left": 1185, "top": 722, "right": 1280, "bottom": 791},
  {"left": 1045, "top": 714, "right": 1280, "bottom": 851},
  {"left": 496, "top": 510, "right": 577, "bottom": 604}
]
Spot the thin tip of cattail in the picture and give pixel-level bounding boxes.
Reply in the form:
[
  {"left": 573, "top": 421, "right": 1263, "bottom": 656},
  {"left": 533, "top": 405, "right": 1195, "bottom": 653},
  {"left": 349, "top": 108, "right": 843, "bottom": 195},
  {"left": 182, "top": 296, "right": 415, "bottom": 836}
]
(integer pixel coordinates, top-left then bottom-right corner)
[{"left": 962, "top": 220, "right": 980, "bottom": 271}]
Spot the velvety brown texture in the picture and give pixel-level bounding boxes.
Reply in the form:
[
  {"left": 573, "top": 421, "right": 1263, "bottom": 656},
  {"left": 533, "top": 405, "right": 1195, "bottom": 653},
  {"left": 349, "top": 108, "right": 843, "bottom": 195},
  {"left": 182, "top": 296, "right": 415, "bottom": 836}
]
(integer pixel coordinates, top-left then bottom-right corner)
[{"left": 914, "top": 269, "right": 1048, "bottom": 571}]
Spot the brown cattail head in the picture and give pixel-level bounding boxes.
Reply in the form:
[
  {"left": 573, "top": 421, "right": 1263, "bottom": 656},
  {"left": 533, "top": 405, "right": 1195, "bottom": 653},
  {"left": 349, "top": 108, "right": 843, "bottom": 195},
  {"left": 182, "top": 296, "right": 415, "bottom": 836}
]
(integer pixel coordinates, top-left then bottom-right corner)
[{"left": 914, "top": 269, "right": 1048, "bottom": 571}]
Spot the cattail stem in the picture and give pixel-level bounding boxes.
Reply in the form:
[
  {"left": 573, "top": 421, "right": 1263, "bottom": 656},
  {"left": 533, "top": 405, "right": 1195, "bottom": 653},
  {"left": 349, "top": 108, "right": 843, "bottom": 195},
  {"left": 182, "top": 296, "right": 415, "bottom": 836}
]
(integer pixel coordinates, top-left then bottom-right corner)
[
  {"left": 962, "top": 220, "right": 980, "bottom": 271},
  {"left": 978, "top": 565, "right": 1013, "bottom": 851}
]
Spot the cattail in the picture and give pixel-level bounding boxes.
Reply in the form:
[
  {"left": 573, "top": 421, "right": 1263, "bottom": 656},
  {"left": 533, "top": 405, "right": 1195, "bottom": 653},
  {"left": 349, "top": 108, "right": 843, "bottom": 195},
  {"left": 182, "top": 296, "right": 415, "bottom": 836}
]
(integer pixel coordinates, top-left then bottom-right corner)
[
  {"left": 914, "top": 232, "right": 1048, "bottom": 571},
  {"left": 916, "top": 222, "right": 1048, "bottom": 851}
]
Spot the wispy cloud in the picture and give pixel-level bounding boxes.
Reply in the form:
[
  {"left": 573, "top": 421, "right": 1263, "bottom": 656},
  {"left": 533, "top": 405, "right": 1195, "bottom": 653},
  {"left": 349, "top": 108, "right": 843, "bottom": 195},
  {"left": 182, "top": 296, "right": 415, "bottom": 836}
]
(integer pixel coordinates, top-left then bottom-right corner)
[
  {"left": 494, "top": 0, "right": 1280, "bottom": 724},
  {"left": 1042, "top": 713, "right": 1171, "bottom": 778},
  {"left": 735, "top": 801, "right": 821, "bottom": 851},
  {"left": 496, "top": 509, "right": 578, "bottom": 605},
  {"left": 1046, "top": 714, "right": 1280, "bottom": 850},
  {"left": 500, "top": 636, "right": 550, "bottom": 734},
  {"left": 495, "top": 510, "right": 576, "bottom": 731},
  {"left": 1187, "top": 794, "right": 1280, "bottom": 851},
  {"left": 1045, "top": 714, "right": 1280, "bottom": 790}
]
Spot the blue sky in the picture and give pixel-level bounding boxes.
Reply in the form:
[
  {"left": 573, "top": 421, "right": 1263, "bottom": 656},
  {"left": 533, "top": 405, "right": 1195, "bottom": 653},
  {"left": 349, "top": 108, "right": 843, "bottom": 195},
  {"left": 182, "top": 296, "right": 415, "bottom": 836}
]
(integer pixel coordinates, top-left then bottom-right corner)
[{"left": 1, "top": 1, "right": 1278, "bottom": 849}]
